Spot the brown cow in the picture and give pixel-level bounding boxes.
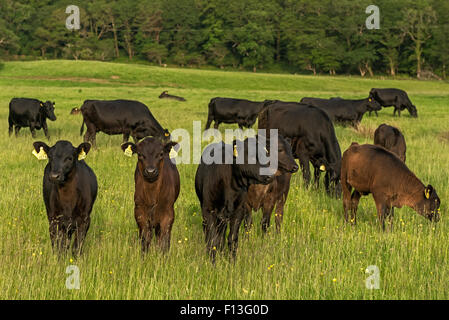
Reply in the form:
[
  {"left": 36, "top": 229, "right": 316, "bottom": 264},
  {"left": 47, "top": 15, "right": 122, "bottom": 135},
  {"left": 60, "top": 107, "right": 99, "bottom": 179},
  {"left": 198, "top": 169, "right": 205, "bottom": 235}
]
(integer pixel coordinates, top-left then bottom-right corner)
[
  {"left": 341, "top": 143, "right": 440, "bottom": 230},
  {"left": 121, "top": 137, "right": 180, "bottom": 253},
  {"left": 374, "top": 124, "right": 406, "bottom": 162},
  {"left": 245, "top": 135, "right": 298, "bottom": 233}
]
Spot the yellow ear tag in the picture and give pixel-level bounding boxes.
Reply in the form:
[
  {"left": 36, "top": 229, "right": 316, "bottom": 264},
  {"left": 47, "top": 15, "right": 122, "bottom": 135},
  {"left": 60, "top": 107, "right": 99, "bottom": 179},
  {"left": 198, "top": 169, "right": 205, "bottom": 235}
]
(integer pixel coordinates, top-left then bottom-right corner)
[
  {"left": 425, "top": 189, "right": 430, "bottom": 199},
  {"left": 78, "top": 148, "right": 86, "bottom": 161},
  {"left": 32, "top": 147, "right": 47, "bottom": 160},
  {"left": 40, "top": 102, "right": 44, "bottom": 107},
  {"left": 124, "top": 145, "right": 133, "bottom": 157},
  {"left": 233, "top": 145, "right": 239, "bottom": 157},
  {"left": 320, "top": 165, "right": 326, "bottom": 171},
  {"left": 169, "top": 147, "right": 178, "bottom": 159},
  {"left": 165, "top": 132, "right": 170, "bottom": 137},
  {"left": 369, "top": 98, "right": 372, "bottom": 102}
]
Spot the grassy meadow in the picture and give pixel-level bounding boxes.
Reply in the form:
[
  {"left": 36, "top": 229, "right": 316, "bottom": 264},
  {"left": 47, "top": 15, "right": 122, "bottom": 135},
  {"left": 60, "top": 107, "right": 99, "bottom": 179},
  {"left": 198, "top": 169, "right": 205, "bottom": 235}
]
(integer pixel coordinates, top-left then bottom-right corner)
[{"left": 0, "top": 60, "right": 448, "bottom": 299}]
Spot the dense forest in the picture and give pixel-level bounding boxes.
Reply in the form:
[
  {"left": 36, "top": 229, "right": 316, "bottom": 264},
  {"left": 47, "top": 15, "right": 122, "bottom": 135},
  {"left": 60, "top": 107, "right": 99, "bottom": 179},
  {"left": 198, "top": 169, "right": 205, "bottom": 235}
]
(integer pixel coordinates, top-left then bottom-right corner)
[{"left": 0, "top": 0, "right": 448, "bottom": 78}]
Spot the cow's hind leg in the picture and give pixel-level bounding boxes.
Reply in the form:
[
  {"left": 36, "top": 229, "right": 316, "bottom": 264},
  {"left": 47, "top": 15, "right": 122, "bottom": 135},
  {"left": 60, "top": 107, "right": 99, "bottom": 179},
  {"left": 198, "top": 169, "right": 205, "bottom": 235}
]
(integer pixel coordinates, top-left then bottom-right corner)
[
  {"left": 349, "top": 191, "right": 361, "bottom": 225},
  {"left": 8, "top": 116, "right": 13, "bottom": 136},
  {"left": 14, "top": 126, "right": 21, "bottom": 137}
]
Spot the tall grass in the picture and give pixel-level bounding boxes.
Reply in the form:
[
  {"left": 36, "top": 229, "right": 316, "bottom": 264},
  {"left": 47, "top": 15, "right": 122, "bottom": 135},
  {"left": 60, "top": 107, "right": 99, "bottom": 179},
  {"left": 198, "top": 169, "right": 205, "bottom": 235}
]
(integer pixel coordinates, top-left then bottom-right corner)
[{"left": 0, "top": 61, "right": 448, "bottom": 299}]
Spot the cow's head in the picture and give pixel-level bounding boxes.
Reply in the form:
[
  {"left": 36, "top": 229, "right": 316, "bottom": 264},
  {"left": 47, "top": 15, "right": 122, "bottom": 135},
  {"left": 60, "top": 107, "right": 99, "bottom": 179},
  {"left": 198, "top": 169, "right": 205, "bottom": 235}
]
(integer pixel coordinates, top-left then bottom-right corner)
[
  {"left": 32, "top": 140, "right": 91, "bottom": 184},
  {"left": 233, "top": 137, "right": 275, "bottom": 185},
  {"left": 41, "top": 101, "right": 56, "bottom": 121},
  {"left": 417, "top": 185, "right": 440, "bottom": 222},
  {"left": 121, "top": 137, "right": 177, "bottom": 182},
  {"left": 366, "top": 97, "right": 382, "bottom": 112},
  {"left": 159, "top": 91, "right": 169, "bottom": 98},
  {"left": 408, "top": 105, "right": 418, "bottom": 118},
  {"left": 275, "top": 136, "right": 299, "bottom": 174}
]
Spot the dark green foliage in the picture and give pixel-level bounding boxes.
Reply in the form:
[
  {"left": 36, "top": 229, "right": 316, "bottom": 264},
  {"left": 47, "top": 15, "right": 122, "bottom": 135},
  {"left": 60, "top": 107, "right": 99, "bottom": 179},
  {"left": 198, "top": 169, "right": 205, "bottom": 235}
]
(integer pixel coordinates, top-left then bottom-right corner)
[{"left": 0, "top": 0, "right": 447, "bottom": 77}]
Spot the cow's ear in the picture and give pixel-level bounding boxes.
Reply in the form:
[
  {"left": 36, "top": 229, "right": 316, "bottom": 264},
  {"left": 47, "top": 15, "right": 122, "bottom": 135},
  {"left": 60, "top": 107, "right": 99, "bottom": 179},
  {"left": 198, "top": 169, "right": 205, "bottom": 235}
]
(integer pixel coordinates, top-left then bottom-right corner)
[
  {"left": 77, "top": 142, "right": 91, "bottom": 160},
  {"left": 424, "top": 185, "right": 434, "bottom": 199},
  {"left": 32, "top": 141, "right": 50, "bottom": 160},
  {"left": 121, "top": 142, "right": 136, "bottom": 157}
]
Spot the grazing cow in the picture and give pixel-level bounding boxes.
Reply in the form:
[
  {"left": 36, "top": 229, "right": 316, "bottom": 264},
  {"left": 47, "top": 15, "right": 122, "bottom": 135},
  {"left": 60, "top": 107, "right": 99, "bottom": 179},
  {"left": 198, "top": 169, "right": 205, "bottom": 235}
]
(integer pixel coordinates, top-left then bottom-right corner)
[
  {"left": 32, "top": 140, "right": 97, "bottom": 255},
  {"left": 121, "top": 137, "right": 180, "bottom": 253},
  {"left": 300, "top": 97, "right": 382, "bottom": 127},
  {"left": 79, "top": 99, "right": 169, "bottom": 148},
  {"left": 195, "top": 137, "right": 275, "bottom": 262},
  {"left": 341, "top": 143, "right": 440, "bottom": 230},
  {"left": 246, "top": 135, "right": 299, "bottom": 233},
  {"left": 205, "top": 97, "right": 265, "bottom": 130},
  {"left": 259, "top": 101, "right": 342, "bottom": 197},
  {"left": 70, "top": 107, "right": 81, "bottom": 115},
  {"left": 9, "top": 98, "right": 56, "bottom": 139},
  {"left": 369, "top": 88, "right": 418, "bottom": 117},
  {"left": 374, "top": 124, "right": 406, "bottom": 162},
  {"left": 159, "top": 91, "right": 186, "bottom": 101}
]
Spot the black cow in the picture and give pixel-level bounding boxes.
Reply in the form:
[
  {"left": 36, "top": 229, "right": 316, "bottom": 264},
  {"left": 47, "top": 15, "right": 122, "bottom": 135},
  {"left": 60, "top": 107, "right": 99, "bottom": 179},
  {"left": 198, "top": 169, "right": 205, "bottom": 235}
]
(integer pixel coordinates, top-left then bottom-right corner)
[
  {"left": 32, "top": 140, "right": 97, "bottom": 255},
  {"left": 205, "top": 97, "right": 265, "bottom": 130},
  {"left": 300, "top": 97, "right": 382, "bottom": 127},
  {"left": 259, "top": 100, "right": 342, "bottom": 197},
  {"left": 246, "top": 135, "right": 299, "bottom": 233},
  {"left": 8, "top": 98, "right": 56, "bottom": 139},
  {"left": 369, "top": 88, "right": 418, "bottom": 117},
  {"left": 79, "top": 99, "right": 169, "bottom": 148},
  {"left": 159, "top": 91, "right": 186, "bottom": 101},
  {"left": 374, "top": 124, "right": 407, "bottom": 162},
  {"left": 195, "top": 136, "right": 275, "bottom": 263}
]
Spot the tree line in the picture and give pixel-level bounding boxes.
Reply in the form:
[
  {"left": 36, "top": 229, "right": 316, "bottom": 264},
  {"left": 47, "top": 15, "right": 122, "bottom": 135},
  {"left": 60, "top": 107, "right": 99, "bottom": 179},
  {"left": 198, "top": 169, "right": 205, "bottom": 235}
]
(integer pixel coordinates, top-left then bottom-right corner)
[{"left": 0, "top": 0, "right": 448, "bottom": 78}]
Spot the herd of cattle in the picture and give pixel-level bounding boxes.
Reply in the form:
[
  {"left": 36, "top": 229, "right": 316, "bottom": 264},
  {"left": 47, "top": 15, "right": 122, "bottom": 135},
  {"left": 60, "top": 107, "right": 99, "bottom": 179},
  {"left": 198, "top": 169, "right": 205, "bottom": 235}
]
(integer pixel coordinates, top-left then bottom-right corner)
[{"left": 7, "top": 88, "right": 441, "bottom": 262}]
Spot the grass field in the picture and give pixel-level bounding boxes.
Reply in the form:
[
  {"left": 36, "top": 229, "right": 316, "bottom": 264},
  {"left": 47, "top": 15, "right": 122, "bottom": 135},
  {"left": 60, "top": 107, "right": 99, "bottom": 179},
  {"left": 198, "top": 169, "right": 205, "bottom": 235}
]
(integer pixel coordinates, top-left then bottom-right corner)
[{"left": 0, "top": 60, "right": 448, "bottom": 300}]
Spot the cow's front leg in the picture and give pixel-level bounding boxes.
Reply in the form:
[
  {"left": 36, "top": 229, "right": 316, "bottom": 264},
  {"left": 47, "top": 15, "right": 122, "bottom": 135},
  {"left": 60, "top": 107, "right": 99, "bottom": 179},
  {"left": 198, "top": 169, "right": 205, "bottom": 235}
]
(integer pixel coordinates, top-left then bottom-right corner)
[
  {"left": 14, "top": 126, "right": 21, "bottom": 137},
  {"left": 30, "top": 125, "right": 37, "bottom": 138},
  {"left": 42, "top": 122, "right": 50, "bottom": 140},
  {"left": 227, "top": 211, "right": 245, "bottom": 261},
  {"left": 72, "top": 216, "right": 91, "bottom": 256},
  {"left": 135, "top": 204, "right": 152, "bottom": 253}
]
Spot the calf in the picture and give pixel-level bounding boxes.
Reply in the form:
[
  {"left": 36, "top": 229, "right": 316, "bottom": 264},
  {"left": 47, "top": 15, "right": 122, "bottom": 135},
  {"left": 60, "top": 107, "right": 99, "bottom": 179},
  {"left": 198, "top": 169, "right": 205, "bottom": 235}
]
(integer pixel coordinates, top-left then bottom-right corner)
[
  {"left": 205, "top": 97, "right": 265, "bottom": 130},
  {"left": 300, "top": 97, "right": 382, "bottom": 128},
  {"left": 341, "top": 143, "right": 440, "bottom": 230},
  {"left": 246, "top": 135, "right": 298, "bottom": 233},
  {"left": 374, "top": 124, "right": 406, "bottom": 162},
  {"left": 159, "top": 91, "right": 186, "bottom": 101},
  {"left": 80, "top": 99, "right": 170, "bottom": 148},
  {"left": 121, "top": 137, "right": 180, "bottom": 253},
  {"left": 195, "top": 137, "right": 275, "bottom": 263},
  {"left": 9, "top": 98, "right": 56, "bottom": 139},
  {"left": 369, "top": 88, "right": 418, "bottom": 117},
  {"left": 32, "top": 140, "right": 97, "bottom": 255}
]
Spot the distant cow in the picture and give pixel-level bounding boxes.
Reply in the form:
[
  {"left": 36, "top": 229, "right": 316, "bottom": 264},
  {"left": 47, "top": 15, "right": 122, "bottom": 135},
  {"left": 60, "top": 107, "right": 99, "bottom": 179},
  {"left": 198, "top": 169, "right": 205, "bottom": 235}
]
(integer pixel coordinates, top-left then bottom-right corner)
[
  {"left": 9, "top": 98, "right": 56, "bottom": 139},
  {"left": 374, "top": 124, "right": 406, "bottom": 162},
  {"left": 369, "top": 88, "right": 418, "bottom": 117},
  {"left": 121, "top": 137, "right": 180, "bottom": 253},
  {"left": 205, "top": 97, "right": 265, "bottom": 130},
  {"left": 159, "top": 91, "right": 186, "bottom": 101},
  {"left": 32, "top": 140, "right": 97, "bottom": 255},
  {"left": 300, "top": 97, "right": 382, "bottom": 128},
  {"left": 79, "top": 99, "right": 169, "bottom": 148},
  {"left": 246, "top": 135, "right": 299, "bottom": 233},
  {"left": 341, "top": 143, "right": 440, "bottom": 230},
  {"left": 259, "top": 101, "right": 342, "bottom": 197},
  {"left": 195, "top": 137, "right": 275, "bottom": 263},
  {"left": 70, "top": 107, "right": 81, "bottom": 115}
]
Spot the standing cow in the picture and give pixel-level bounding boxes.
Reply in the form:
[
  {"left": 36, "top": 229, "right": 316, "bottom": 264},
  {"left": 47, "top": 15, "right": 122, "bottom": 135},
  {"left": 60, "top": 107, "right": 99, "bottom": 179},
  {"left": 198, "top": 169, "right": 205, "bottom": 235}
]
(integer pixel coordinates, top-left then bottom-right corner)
[
  {"left": 195, "top": 137, "right": 275, "bottom": 263},
  {"left": 374, "top": 124, "right": 406, "bottom": 162},
  {"left": 259, "top": 100, "right": 342, "bottom": 197},
  {"left": 369, "top": 88, "right": 418, "bottom": 117},
  {"left": 205, "top": 97, "right": 265, "bottom": 130},
  {"left": 79, "top": 99, "right": 170, "bottom": 148},
  {"left": 341, "top": 143, "right": 440, "bottom": 230},
  {"left": 121, "top": 137, "right": 180, "bottom": 253},
  {"left": 9, "top": 98, "right": 56, "bottom": 139},
  {"left": 32, "top": 140, "right": 97, "bottom": 255}
]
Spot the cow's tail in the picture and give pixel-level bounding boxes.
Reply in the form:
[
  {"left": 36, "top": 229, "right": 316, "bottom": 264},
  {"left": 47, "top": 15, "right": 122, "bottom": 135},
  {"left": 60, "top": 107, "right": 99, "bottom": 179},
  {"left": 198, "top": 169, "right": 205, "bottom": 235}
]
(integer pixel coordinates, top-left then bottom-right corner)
[
  {"left": 80, "top": 120, "right": 85, "bottom": 136},
  {"left": 205, "top": 99, "right": 216, "bottom": 130}
]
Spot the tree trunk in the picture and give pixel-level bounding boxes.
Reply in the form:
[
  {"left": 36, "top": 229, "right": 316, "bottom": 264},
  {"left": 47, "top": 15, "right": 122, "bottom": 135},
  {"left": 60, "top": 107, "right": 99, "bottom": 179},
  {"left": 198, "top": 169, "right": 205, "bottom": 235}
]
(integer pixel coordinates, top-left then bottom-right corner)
[{"left": 110, "top": 14, "right": 119, "bottom": 58}]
